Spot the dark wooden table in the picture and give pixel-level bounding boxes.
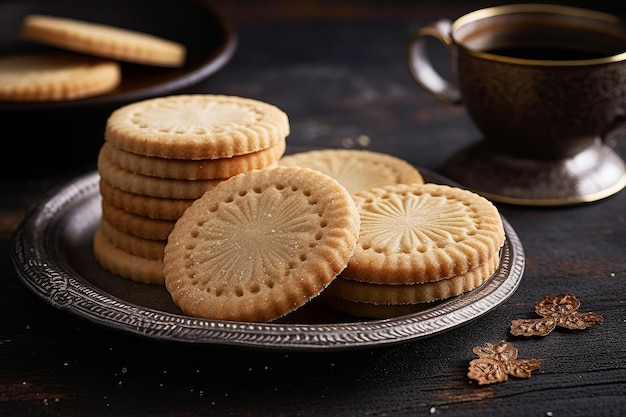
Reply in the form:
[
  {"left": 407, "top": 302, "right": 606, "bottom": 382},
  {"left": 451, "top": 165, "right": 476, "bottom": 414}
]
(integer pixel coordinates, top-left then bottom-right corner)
[{"left": 2, "top": 1, "right": 625, "bottom": 416}]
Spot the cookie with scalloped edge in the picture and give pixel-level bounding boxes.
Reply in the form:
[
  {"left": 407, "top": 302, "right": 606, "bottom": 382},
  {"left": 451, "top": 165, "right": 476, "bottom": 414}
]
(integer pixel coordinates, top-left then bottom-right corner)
[
  {"left": 93, "top": 226, "right": 164, "bottom": 285},
  {"left": 319, "top": 293, "right": 432, "bottom": 319},
  {"left": 101, "top": 200, "right": 175, "bottom": 241},
  {"left": 101, "top": 139, "right": 285, "bottom": 180},
  {"left": 346, "top": 182, "right": 505, "bottom": 284},
  {"left": 279, "top": 149, "right": 423, "bottom": 195},
  {"left": 0, "top": 51, "right": 120, "bottom": 102},
  {"left": 105, "top": 94, "right": 290, "bottom": 160},
  {"left": 98, "top": 148, "right": 223, "bottom": 199},
  {"left": 21, "top": 14, "right": 186, "bottom": 67},
  {"left": 163, "top": 166, "right": 360, "bottom": 322},
  {"left": 327, "top": 251, "right": 499, "bottom": 305}
]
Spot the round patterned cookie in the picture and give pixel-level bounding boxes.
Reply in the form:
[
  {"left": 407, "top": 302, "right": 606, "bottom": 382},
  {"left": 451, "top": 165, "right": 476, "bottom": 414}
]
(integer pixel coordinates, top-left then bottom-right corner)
[
  {"left": 0, "top": 51, "right": 120, "bottom": 102},
  {"left": 346, "top": 182, "right": 505, "bottom": 284},
  {"left": 319, "top": 293, "right": 432, "bottom": 319},
  {"left": 163, "top": 166, "right": 360, "bottom": 322},
  {"left": 101, "top": 200, "right": 175, "bottom": 241},
  {"left": 99, "top": 218, "right": 166, "bottom": 261},
  {"left": 327, "top": 252, "right": 499, "bottom": 305},
  {"left": 279, "top": 149, "right": 424, "bottom": 195},
  {"left": 101, "top": 139, "right": 286, "bottom": 180},
  {"left": 21, "top": 14, "right": 186, "bottom": 67},
  {"left": 93, "top": 226, "right": 164, "bottom": 285},
  {"left": 105, "top": 94, "right": 290, "bottom": 160},
  {"left": 98, "top": 149, "right": 223, "bottom": 199},
  {"left": 99, "top": 179, "right": 194, "bottom": 220}
]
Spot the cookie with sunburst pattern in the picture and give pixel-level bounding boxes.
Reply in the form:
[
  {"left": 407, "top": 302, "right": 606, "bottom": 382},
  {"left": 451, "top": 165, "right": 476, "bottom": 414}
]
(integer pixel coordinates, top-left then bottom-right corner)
[
  {"left": 105, "top": 94, "right": 290, "bottom": 160},
  {"left": 278, "top": 149, "right": 423, "bottom": 195},
  {"left": 344, "top": 182, "right": 505, "bottom": 285},
  {"left": 327, "top": 251, "right": 499, "bottom": 305},
  {"left": 163, "top": 166, "right": 360, "bottom": 322}
]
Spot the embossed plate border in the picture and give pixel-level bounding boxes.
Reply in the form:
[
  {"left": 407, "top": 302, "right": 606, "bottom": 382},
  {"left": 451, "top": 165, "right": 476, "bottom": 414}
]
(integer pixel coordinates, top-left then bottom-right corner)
[{"left": 11, "top": 169, "right": 524, "bottom": 351}]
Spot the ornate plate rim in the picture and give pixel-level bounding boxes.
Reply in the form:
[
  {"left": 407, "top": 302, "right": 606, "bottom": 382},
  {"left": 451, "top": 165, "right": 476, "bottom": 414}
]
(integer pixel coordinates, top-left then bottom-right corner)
[{"left": 10, "top": 169, "right": 525, "bottom": 351}]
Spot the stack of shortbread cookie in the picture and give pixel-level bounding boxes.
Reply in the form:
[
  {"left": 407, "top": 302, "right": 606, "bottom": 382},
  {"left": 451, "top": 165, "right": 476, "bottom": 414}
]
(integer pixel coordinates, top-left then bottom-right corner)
[
  {"left": 321, "top": 182, "right": 506, "bottom": 318},
  {"left": 163, "top": 165, "right": 361, "bottom": 322},
  {"left": 161, "top": 149, "right": 429, "bottom": 322},
  {"left": 93, "top": 94, "right": 289, "bottom": 285},
  {"left": 277, "top": 148, "right": 505, "bottom": 319},
  {"left": 92, "top": 94, "right": 506, "bottom": 322}
]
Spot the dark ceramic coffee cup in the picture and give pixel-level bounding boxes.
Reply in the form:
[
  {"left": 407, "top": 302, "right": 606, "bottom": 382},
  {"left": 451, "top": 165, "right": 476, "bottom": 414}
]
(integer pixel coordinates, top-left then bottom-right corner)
[{"left": 406, "top": 4, "right": 626, "bottom": 205}]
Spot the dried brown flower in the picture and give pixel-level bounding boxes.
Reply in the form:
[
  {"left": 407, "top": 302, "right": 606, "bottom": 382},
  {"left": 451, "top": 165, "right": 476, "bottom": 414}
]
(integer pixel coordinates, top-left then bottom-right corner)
[
  {"left": 468, "top": 340, "right": 541, "bottom": 385},
  {"left": 510, "top": 293, "right": 603, "bottom": 337}
]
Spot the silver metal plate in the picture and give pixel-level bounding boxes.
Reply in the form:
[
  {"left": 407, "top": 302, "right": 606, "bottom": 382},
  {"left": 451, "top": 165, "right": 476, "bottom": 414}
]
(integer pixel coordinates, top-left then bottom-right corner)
[{"left": 11, "top": 169, "right": 524, "bottom": 351}]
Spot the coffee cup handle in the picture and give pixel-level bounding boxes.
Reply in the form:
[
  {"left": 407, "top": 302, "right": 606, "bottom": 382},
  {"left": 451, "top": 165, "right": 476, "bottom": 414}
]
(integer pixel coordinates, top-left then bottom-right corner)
[
  {"left": 406, "top": 19, "right": 461, "bottom": 104},
  {"left": 603, "top": 109, "right": 626, "bottom": 146}
]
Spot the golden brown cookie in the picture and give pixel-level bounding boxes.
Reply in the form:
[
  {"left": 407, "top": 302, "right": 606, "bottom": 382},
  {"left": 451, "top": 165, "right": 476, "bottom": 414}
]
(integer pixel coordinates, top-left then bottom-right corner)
[
  {"left": 279, "top": 149, "right": 424, "bottom": 195},
  {"left": 21, "top": 14, "right": 186, "bottom": 67},
  {"left": 98, "top": 148, "right": 223, "bottom": 199},
  {"left": 99, "top": 218, "right": 166, "bottom": 260},
  {"left": 99, "top": 178, "right": 194, "bottom": 220},
  {"left": 163, "top": 166, "right": 360, "bottom": 322},
  {"left": 327, "top": 252, "right": 499, "bottom": 305},
  {"left": 319, "top": 292, "right": 432, "bottom": 319},
  {"left": 346, "top": 183, "right": 505, "bottom": 284},
  {"left": 0, "top": 51, "right": 120, "bottom": 102},
  {"left": 105, "top": 94, "right": 290, "bottom": 160},
  {"left": 93, "top": 226, "right": 164, "bottom": 285},
  {"left": 100, "top": 139, "right": 286, "bottom": 180},
  {"left": 101, "top": 200, "right": 175, "bottom": 240}
]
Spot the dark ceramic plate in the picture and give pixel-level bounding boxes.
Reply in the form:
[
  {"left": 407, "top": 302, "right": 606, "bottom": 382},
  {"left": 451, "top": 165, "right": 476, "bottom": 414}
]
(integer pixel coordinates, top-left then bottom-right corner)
[
  {"left": 0, "top": 0, "right": 237, "bottom": 164},
  {"left": 10, "top": 166, "right": 525, "bottom": 351},
  {"left": 0, "top": 0, "right": 237, "bottom": 110}
]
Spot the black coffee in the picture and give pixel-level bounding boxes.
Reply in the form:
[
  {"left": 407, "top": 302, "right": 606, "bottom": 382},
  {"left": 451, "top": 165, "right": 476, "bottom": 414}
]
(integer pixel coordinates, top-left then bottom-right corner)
[
  {"left": 484, "top": 45, "right": 612, "bottom": 60},
  {"left": 460, "top": 14, "right": 626, "bottom": 62}
]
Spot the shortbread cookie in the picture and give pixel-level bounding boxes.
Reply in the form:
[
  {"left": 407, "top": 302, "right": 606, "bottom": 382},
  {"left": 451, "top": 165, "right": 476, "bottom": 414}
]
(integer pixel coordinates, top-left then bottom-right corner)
[
  {"left": 101, "top": 200, "right": 175, "bottom": 240},
  {"left": 279, "top": 149, "right": 424, "bottom": 195},
  {"left": 105, "top": 94, "right": 290, "bottom": 160},
  {"left": 346, "top": 183, "right": 505, "bottom": 284},
  {"left": 320, "top": 293, "right": 432, "bottom": 319},
  {"left": 99, "top": 218, "right": 166, "bottom": 260},
  {"left": 101, "top": 139, "right": 286, "bottom": 180},
  {"left": 0, "top": 51, "right": 120, "bottom": 102},
  {"left": 93, "top": 226, "right": 164, "bottom": 285},
  {"left": 21, "top": 14, "right": 186, "bottom": 67},
  {"left": 163, "top": 166, "right": 360, "bottom": 322},
  {"left": 98, "top": 149, "right": 223, "bottom": 199},
  {"left": 328, "top": 252, "right": 499, "bottom": 305},
  {"left": 99, "top": 179, "right": 194, "bottom": 220}
]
